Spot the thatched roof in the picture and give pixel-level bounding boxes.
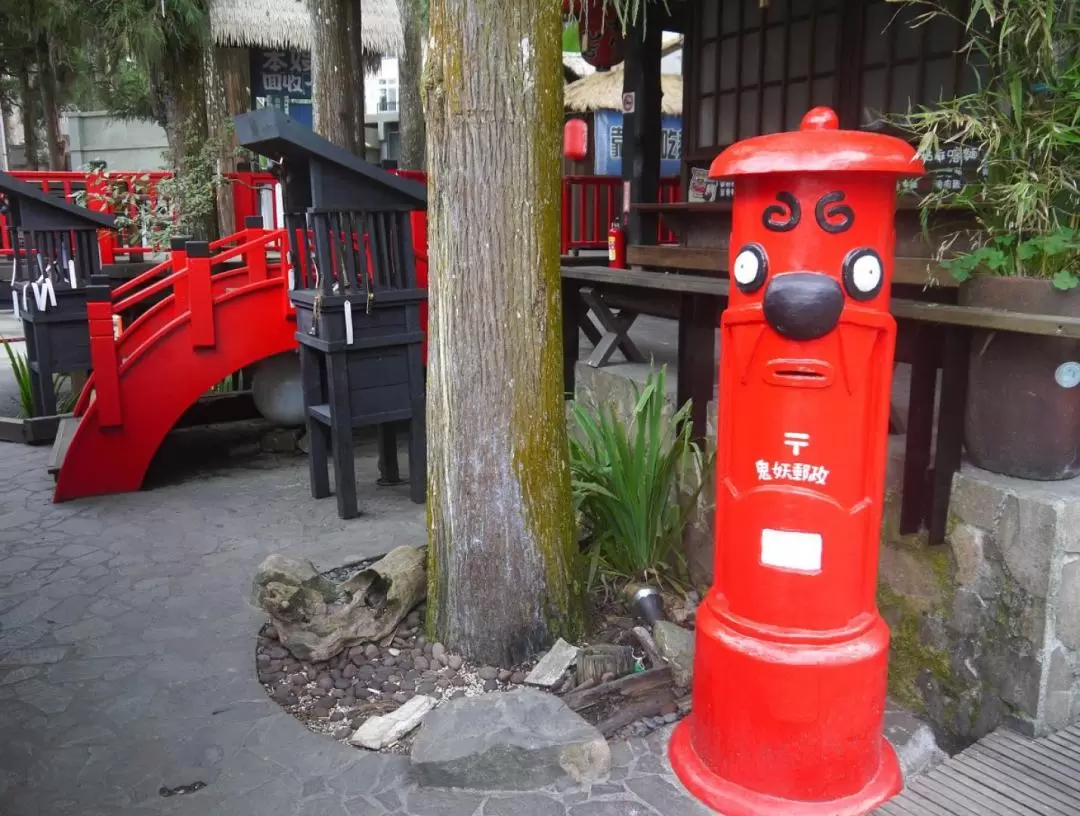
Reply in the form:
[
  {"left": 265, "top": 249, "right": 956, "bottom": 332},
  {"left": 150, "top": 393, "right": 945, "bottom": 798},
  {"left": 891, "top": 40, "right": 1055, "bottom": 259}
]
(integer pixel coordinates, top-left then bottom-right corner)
[
  {"left": 210, "top": 0, "right": 402, "bottom": 55},
  {"left": 565, "top": 65, "right": 683, "bottom": 116}
]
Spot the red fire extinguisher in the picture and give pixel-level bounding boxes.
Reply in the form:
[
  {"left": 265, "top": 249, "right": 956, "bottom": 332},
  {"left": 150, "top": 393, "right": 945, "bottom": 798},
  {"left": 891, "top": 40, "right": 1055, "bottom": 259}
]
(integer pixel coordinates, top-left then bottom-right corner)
[{"left": 608, "top": 217, "right": 626, "bottom": 269}]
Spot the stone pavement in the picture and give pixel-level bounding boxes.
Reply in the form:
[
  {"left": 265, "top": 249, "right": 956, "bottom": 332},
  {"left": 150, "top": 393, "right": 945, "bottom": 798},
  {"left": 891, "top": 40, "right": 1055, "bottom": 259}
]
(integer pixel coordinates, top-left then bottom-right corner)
[{"left": 0, "top": 428, "right": 716, "bottom": 816}]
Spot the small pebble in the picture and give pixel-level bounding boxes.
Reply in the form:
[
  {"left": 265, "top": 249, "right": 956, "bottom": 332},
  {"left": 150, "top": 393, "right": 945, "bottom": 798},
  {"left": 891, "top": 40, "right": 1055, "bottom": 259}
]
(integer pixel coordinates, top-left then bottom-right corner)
[
  {"left": 381, "top": 682, "right": 399, "bottom": 694},
  {"left": 404, "top": 669, "right": 420, "bottom": 682},
  {"left": 414, "top": 656, "right": 429, "bottom": 671},
  {"left": 256, "top": 654, "right": 271, "bottom": 668},
  {"left": 435, "top": 678, "right": 450, "bottom": 690},
  {"left": 329, "top": 688, "right": 345, "bottom": 699},
  {"left": 313, "top": 695, "right": 334, "bottom": 710},
  {"left": 452, "top": 676, "right": 467, "bottom": 687},
  {"left": 415, "top": 635, "right": 428, "bottom": 648},
  {"left": 510, "top": 672, "right": 526, "bottom": 685},
  {"left": 342, "top": 664, "right": 356, "bottom": 679},
  {"left": 268, "top": 659, "right": 283, "bottom": 672},
  {"left": 269, "top": 647, "right": 288, "bottom": 660},
  {"left": 349, "top": 648, "right": 367, "bottom": 667},
  {"left": 264, "top": 627, "right": 279, "bottom": 640},
  {"left": 330, "top": 668, "right": 342, "bottom": 680},
  {"left": 660, "top": 701, "right": 678, "bottom": 716},
  {"left": 436, "top": 653, "right": 449, "bottom": 667},
  {"left": 421, "top": 670, "right": 437, "bottom": 681},
  {"left": 663, "top": 712, "right": 678, "bottom": 724},
  {"left": 416, "top": 682, "right": 436, "bottom": 695},
  {"left": 388, "top": 648, "right": 401, "bottom": 657},
  {"left": 431, "top": 643, "right": 446, "bottom": 661},
  {"left": 354, "top": 688, "right": 372, "bottom": 701},
  {"left": 333, "top": 726, "right": 352, "bottom": 740},
  {"left": 478, "top": 667, "right": 498, "bottom": 681},
  {"left": 350, "top": 716, "right": 365, "bottom": 730},
  {"left": 364, "top": 644, "right": 379, "bottom": 659},
  {"left": 424, "top": 643, "right": 435, "bottom": 658},
  {"left": 342, "top": 694, "right": 356, "bottom": 706},
  {"left": 483, "top": 679, "right": 498, "bottom": 692},
  {"left": 354, "top": 665, "right": 374, "bottom": 681},
  {"left": 329, "top": 710, "right": 345, "bottom": 722},
  {"left": 317, "top": 675, "right": 334, "bottom": 691},
  {"left": 447, "top": 655, "right": 463, "bottom": 671},
  {"left": 393, "top": 691, "right": 413, "bottom": 704},
  {"left": 450, "top": 690, "right": 466, "bottom": 700},
  {"left": 497, "top": 669, "right": 512, "bottom": 683}
]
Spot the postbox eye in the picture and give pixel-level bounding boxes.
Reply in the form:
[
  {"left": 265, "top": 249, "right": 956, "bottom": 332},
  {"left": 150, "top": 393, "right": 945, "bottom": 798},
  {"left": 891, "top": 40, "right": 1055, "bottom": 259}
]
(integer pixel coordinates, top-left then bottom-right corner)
[
  {"left": 733, "top": 244, "right": 768, "bottom": 293},
  {"left": 843, "top": 248, "right": 884, "bottom": 300}
]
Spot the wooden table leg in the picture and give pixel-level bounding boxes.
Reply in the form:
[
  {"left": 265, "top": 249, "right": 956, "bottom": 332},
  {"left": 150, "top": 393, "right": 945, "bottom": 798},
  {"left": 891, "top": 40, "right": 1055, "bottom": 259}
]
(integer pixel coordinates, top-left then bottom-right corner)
[
  {"left": 677, "top": 292, "right": 719, "bottom": 445},
  {"left": 580, "top": 288, "right": 644, "bottom": 367},
  {"left": 929, "top": 326, "right": 970, "bottom": 544},
  {"left": 562, "top": 279, "right": 582, "bottom": 399},
  {"left": 900, "top": 325, "right": 941, "bottom": 535}
]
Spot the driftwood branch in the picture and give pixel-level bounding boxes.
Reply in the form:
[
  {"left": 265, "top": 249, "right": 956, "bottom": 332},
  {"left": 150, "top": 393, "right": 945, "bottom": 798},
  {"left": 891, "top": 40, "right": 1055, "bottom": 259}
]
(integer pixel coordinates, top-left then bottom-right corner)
[
  {"left": 595, "top": 688, "right": 676, "bottom": 736},
  {"left": 563, "top": 666, "right": 673, "bottom": 712},
  {"left": 632, "top": 626, "right": 667, "bottom": 669}
]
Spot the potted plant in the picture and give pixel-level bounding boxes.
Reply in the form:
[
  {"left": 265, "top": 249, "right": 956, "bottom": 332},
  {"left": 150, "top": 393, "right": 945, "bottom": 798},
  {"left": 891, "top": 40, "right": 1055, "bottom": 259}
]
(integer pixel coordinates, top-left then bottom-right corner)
[{"left": 900, "top": 0, "right": 1080, "bottom": 480}]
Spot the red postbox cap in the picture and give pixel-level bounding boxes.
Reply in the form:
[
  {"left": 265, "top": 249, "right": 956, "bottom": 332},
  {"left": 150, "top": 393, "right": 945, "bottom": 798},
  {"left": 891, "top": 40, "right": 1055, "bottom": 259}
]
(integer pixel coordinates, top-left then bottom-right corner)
[{"left": 709, "top": 107, "right": 924, "bottom": 179}]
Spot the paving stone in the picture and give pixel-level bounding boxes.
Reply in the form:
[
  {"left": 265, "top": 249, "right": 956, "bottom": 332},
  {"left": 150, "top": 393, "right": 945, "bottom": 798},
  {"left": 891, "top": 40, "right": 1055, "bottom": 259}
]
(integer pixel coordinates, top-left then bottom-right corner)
[
  {"left": 404, "top": 788, "right": 484, "bottom": 816},
  {"left": 625, "top": 777, "right": 713, "bottom": 816},
  {"left": 484, "top": 793, "right": 567, "bottom": 816},
  {"left": 569, "top": 801, "right": 658, "bottom": 816}
]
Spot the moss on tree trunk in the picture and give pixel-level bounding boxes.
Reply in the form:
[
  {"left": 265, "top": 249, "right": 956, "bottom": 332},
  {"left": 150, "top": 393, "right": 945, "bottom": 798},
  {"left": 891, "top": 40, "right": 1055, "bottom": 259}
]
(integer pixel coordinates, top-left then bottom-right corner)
[{"left": 423, "top": 0, "right": 584, "bottom": 666}]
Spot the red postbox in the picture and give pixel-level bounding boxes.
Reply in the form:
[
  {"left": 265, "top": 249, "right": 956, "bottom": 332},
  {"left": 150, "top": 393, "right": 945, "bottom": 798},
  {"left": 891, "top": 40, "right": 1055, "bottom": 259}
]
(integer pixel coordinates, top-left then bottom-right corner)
[{"left": 668, "top": 107, "right": 924, "bottom": 815}]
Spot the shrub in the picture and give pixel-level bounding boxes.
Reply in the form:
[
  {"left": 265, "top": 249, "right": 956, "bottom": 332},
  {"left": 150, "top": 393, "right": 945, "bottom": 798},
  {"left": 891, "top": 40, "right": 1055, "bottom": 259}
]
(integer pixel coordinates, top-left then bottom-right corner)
[
  {"left": 2, "top": 337, "right": 76, "bottom": 417},
  {"left": 569, "top": 367, "right": 710, "bottom": 589}
]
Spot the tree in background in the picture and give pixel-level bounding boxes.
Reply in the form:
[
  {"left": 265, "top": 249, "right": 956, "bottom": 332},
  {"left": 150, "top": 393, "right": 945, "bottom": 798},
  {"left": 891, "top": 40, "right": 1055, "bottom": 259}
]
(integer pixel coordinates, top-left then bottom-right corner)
[
  {"left": 309, "top": 0, "right": 367, "bottom": 154},
  {"left": 396, "top": 0, "right": 425, "bottom": 170},
  {"left": 423, "top": 0, "right": 583, "bottom": 665}
]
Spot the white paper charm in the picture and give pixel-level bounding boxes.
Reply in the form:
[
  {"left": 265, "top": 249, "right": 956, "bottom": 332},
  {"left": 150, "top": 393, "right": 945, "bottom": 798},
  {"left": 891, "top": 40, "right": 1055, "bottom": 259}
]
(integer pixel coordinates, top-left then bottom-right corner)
[
  {"left": 67, "top": 259, "right": 77, "bottom": 288},
  {"left": 344, "top": 299, "right": 354, "bottom": 345},
  {"left": 11, "top": 290, "right": 19, "bottom": 319}
]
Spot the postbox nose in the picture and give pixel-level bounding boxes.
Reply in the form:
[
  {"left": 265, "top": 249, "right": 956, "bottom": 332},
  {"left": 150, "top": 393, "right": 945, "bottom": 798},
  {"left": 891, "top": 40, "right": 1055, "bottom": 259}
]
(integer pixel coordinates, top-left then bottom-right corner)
[{"left": 763, "top": 273, "right": 844, "bottom": 341}]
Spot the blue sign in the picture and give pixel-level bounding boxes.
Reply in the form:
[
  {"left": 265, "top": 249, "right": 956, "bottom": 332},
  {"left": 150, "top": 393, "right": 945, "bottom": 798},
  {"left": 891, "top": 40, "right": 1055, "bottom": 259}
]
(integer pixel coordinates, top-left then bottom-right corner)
[
  {"left": 250, "top": 49, "right": 313, "bottom": 115},
  {"left": 593, "top": 110, "right": 682, "bottom": 176}
]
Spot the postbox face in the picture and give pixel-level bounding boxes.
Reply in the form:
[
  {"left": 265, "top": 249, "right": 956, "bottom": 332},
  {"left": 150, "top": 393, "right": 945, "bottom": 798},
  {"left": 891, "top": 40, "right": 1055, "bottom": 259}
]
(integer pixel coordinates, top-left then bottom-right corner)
[{"left": 709, "top": 109, "right": 923, "bottom": 635}]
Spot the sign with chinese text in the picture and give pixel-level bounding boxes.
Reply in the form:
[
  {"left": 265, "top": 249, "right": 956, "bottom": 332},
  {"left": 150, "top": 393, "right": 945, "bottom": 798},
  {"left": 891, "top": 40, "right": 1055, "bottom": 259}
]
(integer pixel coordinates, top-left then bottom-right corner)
[
  {"left": 593, "top": 110, "right": 682, "bottom": 177},
  {"left": 250, "top": 49, "right": 313, "bottom": 130}
]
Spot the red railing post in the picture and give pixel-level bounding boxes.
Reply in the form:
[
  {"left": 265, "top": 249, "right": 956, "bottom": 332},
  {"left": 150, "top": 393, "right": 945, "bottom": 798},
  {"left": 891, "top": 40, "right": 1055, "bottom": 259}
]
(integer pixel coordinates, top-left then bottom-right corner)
[
  {"left": 186, "top": 241, "right": 215, "bottom": 348},
  {"left": 244, "top": 217, "right": 268, "bottom": 282},
  {"left": 561, "top": 178, "right": 572, "bottom": 254},
  {"left": 169, "top": 236, "right": 191, "bottom": 312},
  {"left": 86, "top": 279, "right": 122, "bottom": 428}
]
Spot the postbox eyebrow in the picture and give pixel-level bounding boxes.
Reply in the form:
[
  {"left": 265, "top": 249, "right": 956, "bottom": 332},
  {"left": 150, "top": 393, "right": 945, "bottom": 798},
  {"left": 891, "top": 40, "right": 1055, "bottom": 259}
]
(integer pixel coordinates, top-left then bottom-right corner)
[
  {"left": 761, "top": 192, "right": 801, "bottom": 232},
  {"left": 814, "top": 191, "right": 855, "bottom": 234}
]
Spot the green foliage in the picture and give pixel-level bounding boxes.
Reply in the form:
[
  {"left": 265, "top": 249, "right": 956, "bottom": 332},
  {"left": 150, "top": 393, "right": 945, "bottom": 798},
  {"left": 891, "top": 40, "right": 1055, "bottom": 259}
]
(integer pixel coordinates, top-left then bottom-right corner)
[
  {"left": 895, "top": 0, "right": 1080, "bottom": 287},
  {"left": 569, "top": 368, "right": 709, "bottom": 589},
  {"left": 73, "top": 127, "right": 233, "bottom": 246},
  {"left": 1, "top": 337, "right": 75, "bottom": 418}
]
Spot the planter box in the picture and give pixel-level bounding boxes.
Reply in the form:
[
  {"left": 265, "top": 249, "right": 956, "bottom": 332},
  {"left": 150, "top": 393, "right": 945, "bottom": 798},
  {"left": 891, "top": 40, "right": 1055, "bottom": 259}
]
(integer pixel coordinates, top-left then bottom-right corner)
[{"left": 0, "top": 413, "right": 70, "bottom": 445}]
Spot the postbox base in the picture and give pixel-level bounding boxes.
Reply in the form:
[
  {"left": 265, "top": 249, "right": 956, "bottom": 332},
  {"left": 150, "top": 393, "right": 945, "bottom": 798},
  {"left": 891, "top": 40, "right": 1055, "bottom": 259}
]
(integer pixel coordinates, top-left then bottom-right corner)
[{"left": 669, "top": 720, "right": 901, "bottom": 816}]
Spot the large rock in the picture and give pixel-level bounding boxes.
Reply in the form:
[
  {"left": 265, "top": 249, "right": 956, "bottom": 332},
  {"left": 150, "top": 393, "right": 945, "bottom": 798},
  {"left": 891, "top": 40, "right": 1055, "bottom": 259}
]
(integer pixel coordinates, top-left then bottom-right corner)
[
  {"left": 653, "top": 621, "right": 694, "bottom": 687},
  {"left": 252, "top": 546, "right": 426, "bottom": 662},
  {"left": 410, "top": 689, "right": 610, "bottom": 790}
]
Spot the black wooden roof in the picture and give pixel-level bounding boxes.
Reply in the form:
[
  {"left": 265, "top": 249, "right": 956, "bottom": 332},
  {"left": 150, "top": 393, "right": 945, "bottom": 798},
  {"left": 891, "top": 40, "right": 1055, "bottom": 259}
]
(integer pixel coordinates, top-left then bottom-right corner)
[
  {"left": 234, "top": 108, "right": 426, "bottom": 210},
  {"left": 0, "top": 171, "right": 116, "bottom": 230}
]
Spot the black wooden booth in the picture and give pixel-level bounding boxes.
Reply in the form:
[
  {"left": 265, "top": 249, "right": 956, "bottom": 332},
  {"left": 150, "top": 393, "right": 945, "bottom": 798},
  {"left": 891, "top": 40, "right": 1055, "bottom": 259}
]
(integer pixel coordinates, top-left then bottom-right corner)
[
  {"left": 235, "top": 109, "right": 427, "bottom": 519},
  {"left": 0, "top": 172, "right": 115, "bottom": 440}
]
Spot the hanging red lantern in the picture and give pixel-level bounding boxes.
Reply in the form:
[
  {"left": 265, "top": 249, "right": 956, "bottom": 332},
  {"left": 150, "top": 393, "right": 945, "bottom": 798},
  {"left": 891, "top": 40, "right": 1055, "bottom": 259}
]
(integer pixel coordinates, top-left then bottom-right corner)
[
  {"left": 563, "top": 119, "right": 589, "bottom": 161},
  {"left": 579, "top": 2, "right": 625, "bottom": 69}
]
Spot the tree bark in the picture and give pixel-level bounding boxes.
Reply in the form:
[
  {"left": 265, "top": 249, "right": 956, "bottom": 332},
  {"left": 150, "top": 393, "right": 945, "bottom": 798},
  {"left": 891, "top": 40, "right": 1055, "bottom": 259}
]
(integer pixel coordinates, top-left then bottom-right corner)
[
  {"left": 37, "top": 37, "right": 64, "bottom": 170},
  {"left": 18, "top": 63, "right": 40, "bottom": 170},
  {"left": 205, "top": 46, "right": 251, "bottom": 236},
  {"left": 309, "top": 0, "right": 365, "bottom": 155},
  {"left": 424, "top": 0, "right": 583, "bottom": 666},
  {"left": 397, "top": 0, "right": 426, "bottom": 170}
]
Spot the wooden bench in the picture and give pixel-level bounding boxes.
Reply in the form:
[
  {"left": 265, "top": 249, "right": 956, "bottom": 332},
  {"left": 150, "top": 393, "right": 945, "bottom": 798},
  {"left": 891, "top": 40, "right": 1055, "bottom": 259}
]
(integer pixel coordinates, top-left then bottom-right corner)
[{"left": 561, "top": 263, "right": 1080, "bottom": 546}]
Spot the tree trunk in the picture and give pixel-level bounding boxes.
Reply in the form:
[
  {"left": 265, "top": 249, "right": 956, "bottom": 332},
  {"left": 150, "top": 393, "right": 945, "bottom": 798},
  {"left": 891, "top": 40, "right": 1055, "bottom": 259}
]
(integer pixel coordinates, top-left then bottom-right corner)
[
  {"left": 205, "top": 46, "right": 251, "bottom": 236},
  {"left": 345, "top": 0, "right": 368, "bottom": 155},
  {"left": 309, "top": 0, "right": 365, "bottom": 155},
  {"left": 397, "top": 0, "right": 426, "bottom": 170},
  {"left": 38, "top": 38, "right": 64, "bottom": 170},
  {"left": 424, "top": 0, "right": 583, "bottom": 666},
  {"left": 18, "top": 64, "right": 40, "bottom": 170},
  {"left": 160, "top": 46, "right": 216, "bottom": 241}
]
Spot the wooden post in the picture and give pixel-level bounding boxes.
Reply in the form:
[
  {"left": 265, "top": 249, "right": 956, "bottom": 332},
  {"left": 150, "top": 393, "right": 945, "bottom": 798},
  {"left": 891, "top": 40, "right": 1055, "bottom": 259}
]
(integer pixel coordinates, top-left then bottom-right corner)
[
  {"left": 621, "top": 17, "right": 663, "bottom": 247},
  {"left": 186, "top": 241, "right": 215, "bottom": 349},
  {"left": 244, "top": 216, "right": 268, "bottom": 282},
  {"left": 86, "top": 277, "right": 121, "bottom": 428},
  {"left": 169, "top": 236, "right": 191, "bottom": 313}
]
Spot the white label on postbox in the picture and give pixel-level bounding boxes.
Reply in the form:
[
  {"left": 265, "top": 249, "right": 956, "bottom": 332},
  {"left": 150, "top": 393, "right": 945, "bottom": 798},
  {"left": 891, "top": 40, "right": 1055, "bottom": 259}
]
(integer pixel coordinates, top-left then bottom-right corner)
[{"left": 760, "top": 528, "right": 822, "bottom": 573}]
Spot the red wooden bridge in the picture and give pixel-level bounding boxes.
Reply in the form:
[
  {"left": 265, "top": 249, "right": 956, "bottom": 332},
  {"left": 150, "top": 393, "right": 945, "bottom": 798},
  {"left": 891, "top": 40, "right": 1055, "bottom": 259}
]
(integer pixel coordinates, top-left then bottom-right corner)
[{"left": 54, "top": 223, "right": 294, "bottom": 502}]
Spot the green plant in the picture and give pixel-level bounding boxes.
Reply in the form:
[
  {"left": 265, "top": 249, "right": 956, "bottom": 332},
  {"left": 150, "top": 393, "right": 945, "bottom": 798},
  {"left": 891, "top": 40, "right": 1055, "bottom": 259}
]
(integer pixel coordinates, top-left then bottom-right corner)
[
  {"left": 569, "top": 367, "right": 709, "bottom": 589},
  {"left": 1, "top": 337, "right": 76, "bottom": 417},
  {"left": 895, "top": 0, "right": 1080, "bottom": 289}
]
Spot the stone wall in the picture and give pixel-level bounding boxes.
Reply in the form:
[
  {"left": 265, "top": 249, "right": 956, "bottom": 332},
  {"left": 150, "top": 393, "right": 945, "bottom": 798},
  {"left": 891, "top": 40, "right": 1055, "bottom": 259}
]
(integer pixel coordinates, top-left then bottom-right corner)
[{"left": 571, "top": 360, "right": 1080, "bottom": 749}]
